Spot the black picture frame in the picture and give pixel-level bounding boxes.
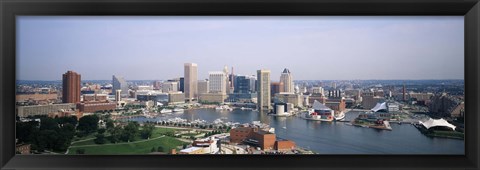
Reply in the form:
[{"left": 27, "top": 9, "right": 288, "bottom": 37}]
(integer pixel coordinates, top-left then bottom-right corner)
[{"left": 1, "top": 0, "right": 479, "bottom": 169}]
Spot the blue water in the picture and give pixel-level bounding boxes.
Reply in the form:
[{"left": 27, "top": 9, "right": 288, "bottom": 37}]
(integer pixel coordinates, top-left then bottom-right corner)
[{"left": 126, "top": 109, "right": 464, "bottom": 154}]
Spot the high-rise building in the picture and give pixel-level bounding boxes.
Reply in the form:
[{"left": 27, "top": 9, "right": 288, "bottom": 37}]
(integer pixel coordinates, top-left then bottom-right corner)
[
  {"left": 179, "top": 77, "right": 185, "bottom": 92},
  {"left": 249, "top": 75, "right": 257, "bottom": 92},
  {"left": 198, "top": 80, "right": 209, "bottom": 94},
  {"left": 223, "top": 66, "right": 230, "bottom": 94},
  {"left": 115, "top": 90, "right": 122, "bottom": 102},
  {"left": 229, "top": 67, "right": 235, "bottom": 93},
  {"left": 209, "top": 72, "right": 226, "bottom": 94},
  {"left": 271, "top": 82, "right": 284, "bottom": 97},
  {"left": 184, "top": 63, "right": 198, "bottom": 102},
  {"left": 279, "top": 68, "right": 294, "bottom": 93},
  {"left": 257, "top": 69, "right": 271, "bottom": 110},
  {"left": 234, "top": 75, "right": 255, "bottom": 94},
  {"left": 62, "top": 71, "right": 81, "bottom": 103},
  {"left": 112, "top": 75, "right": 129, "bottom": 98}
]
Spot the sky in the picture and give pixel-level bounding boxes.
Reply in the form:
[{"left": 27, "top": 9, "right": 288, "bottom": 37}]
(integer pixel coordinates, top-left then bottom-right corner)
[{"left": 17, "top": 16, "right": 464, "bottom": 81}]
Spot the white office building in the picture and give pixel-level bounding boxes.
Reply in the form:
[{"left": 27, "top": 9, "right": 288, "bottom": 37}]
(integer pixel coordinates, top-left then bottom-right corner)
[{"left": 209, "top": 72, "right": 226, "bottom": 94}]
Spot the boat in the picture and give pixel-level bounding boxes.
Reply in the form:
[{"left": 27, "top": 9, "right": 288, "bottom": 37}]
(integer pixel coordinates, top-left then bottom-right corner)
[
  {"left": 173, "top": 108, "right": 184, "bottom": 112},
  {"left": 215, "top": 105, "right": 233, "bottom": 111},
  {"left": 160, "top": 109, "right": 173, "bottom": 114},
  {"left": 302, "top": 100, "right": 334, "bottom": 122},
  {"left": 334, "top": 111, "right": 346, "bottom": 121},
  {"left": 213, "top": 118, "right": 223, "bottom": 124}
]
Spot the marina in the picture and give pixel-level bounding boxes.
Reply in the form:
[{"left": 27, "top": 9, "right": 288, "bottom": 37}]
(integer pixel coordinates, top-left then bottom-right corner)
[{"left": 119, "top": 108, "right": 464, "bottom": 154}]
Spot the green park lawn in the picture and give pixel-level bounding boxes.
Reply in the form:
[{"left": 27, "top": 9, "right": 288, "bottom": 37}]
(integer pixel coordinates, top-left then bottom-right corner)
[
  {"left": 68, "top": 127, "right": 186, "bottom": 154},
  {"left": 151, "top": 127, "right": 176, "bottom": 138},
  {"left": 72, "top": 127, "right": 176, "bottom": 146},
  {"left": 68, "top": 136, "right": 188, "bottom": 155}
]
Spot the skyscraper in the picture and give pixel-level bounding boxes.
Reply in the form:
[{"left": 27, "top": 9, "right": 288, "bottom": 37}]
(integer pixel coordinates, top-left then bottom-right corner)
[
  {"left": 179, "top": 77, "right": 185, "bottom": 92},
  {"left": 62, "top": 70, "right": 81, "bottom": 103},
  {"left": 223, "top": 65, "right": 230, "bottom": 94},
  {"left": 271, "top": 82, "right": 284, "bottom": 96},
  {"left": 280, "top": 68, "right": 294, "bottom": 93},
  {"left": 234, "top": 75, "right": 255, "bottom": 94},
  {"left": 209, "top": 72, "right": 226, "bottom": 94},
  {"left": 112, "top": 75, "right": 129, "bottom": 98},
  {"left": 184, "top": 63, "right": 198, "bottom": 102},
  {"left": 229, "top": 67, "right": 235, "bottom": 93},
  {"left": 257, "top": 69, "right": 271, "bottom": 110}
]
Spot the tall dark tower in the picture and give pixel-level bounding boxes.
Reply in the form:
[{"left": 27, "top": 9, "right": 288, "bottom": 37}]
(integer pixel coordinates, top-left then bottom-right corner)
[{"left": 62, "top": 71, "right": 81, "bottom": 103}]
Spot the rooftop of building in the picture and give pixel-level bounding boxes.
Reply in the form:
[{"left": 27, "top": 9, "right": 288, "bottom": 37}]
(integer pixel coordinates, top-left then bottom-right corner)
[
  {"left": 179, "top": 146, "right": 203, "bottom": 153},
  {"left": 255, "top": 130, "right": 274, "bottom": 135}
]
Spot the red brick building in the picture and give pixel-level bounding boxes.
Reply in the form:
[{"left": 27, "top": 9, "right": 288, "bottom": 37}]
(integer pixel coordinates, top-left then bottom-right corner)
[
  {"left": 251, "top": 130, "right": 276, "bottom": 150},
  {"left": 275, "top": 140, "right": 296, "bottom": 151},
  {"left": 77, "top": 101, "right": 116, "bottom": 113},
  {"left": 230, "top": 126, "right": 276, "bottom": 150},
  {"left": 62, "top": 71, "right": 81, "bottom": 103},
  {"left": 325, "top": 98, "right": 346, "bottom": 112},
  {"left": 230, "top": 127, "right": 254, "bottom": 143}
]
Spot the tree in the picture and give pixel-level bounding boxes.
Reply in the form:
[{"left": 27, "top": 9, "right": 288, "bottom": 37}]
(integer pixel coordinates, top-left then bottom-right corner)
[
  {"left": 94, "top": 134, "right": 106, "bottom": 144},
  {"left": 109, "top": 126, "right": 123, "bottom": 143},
  {"left": 77, "top": 115, "right": 99, "bottom": 134},
  {"left": 40, "top": 117, "right": 58, "bottom": 131},
  {"left": 106, "top": 120, "right": 115, "bottom": 131},
  {"left": 56, "top": 116, "right": 78, "bottom": 126},
  {"left": 97, "top": 128, "right": 106, "bottom": 134},
  {"left": 151, "top": 147, "right": 156, "bottom": 152},
  {"left": 121, "top": 122, "right": 139, "bottom": 142},
  {"left": 140, "top": 124, "right": 155, "bottom": 139},
  {"left": 16, "top": 121, "right": 39, "bottom": 143}
]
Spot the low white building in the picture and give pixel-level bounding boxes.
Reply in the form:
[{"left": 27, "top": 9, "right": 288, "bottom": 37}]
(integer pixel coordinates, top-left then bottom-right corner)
[
  {"left": 192, "top": 137, "right": 220, "bottom": 154},
  {"left": 420, "top": 118, "right": 456, "bottom": 130},
  {"left": 387, "top": 103, "right": 400, "bottom": 112}
]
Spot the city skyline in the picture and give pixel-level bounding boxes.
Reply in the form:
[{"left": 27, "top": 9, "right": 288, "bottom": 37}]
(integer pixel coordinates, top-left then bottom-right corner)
[{"left": 17, "top": 16, "right": 464, "bottom": 81}]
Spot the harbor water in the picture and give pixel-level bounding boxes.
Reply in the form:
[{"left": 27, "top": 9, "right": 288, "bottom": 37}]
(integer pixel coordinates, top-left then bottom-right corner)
[{"left": 125, "top": 109, "right": 464, "bottom": 154}]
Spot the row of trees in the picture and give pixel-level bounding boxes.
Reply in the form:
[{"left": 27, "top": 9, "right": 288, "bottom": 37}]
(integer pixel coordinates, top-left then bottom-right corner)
[{"left": 203, "top": 130, "right": 223, "bottom": 137}]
